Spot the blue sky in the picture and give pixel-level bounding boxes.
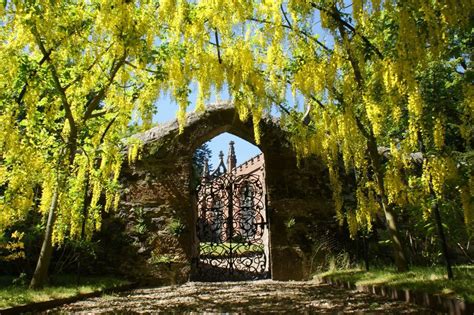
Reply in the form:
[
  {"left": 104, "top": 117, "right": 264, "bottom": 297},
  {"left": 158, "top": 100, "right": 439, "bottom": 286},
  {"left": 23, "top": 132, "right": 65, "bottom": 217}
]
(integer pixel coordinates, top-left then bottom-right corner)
[{"left": 205, "top": 133, "right": 262, "bottom": 170}]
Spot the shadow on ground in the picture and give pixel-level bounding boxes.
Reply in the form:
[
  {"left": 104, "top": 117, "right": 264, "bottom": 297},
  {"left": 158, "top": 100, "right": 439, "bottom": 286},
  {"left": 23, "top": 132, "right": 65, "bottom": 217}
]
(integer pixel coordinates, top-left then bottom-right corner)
[{"left": 45, "top": 280, "right": 436, "bottom": 314}]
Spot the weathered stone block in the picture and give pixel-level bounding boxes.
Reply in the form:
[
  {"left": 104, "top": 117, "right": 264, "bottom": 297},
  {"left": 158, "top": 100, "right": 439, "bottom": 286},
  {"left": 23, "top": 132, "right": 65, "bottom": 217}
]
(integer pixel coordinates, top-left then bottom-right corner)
[{"left": 271, "top": 246, "right": 309, "bottom": 280}]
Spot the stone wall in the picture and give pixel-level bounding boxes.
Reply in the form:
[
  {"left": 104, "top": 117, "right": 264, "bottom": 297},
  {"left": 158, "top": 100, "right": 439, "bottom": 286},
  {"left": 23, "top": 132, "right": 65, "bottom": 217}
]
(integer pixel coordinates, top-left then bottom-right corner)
[{"left": 112, "top": 102, "right": 338, "bottom": 284}]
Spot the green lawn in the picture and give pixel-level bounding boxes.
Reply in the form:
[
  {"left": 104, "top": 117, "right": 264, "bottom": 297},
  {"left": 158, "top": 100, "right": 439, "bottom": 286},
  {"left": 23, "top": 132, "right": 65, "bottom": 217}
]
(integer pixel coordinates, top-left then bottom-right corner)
[
  {"left": 317, "top": 265, "right": 474, "bottom": 303},
  {"left": 0, "top": 274, "right": 130, "bottom": 309},
  {"left": 200, "top": 242, "right": 264, "bottom": 257}
]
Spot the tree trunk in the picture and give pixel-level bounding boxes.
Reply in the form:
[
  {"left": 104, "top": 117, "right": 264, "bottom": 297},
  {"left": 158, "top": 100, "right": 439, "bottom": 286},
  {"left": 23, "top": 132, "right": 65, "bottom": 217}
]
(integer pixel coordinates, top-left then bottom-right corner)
[
  {"left": 77, "top": 175, "right": 91, "bottom": 284},
  {"left": 30, "top": 186, "right": 59, "bottom": 289},
  {"left": 362, "top": 234, "right": 370, "bottom": 271},
  {"left": 367, "top": 135, "right": 409, "bottom": 272},
  {"left": 381, "top": 203, "right": 409, "bottom": 272},
  {"left": 330, "top": 4, "right": 409, "bottom": 272},
  {"left": 418, "top": 130, "right": 453, "bottom": 279},
  {"left": 430, "top": 186, "right": 454, "bottom": 279}
]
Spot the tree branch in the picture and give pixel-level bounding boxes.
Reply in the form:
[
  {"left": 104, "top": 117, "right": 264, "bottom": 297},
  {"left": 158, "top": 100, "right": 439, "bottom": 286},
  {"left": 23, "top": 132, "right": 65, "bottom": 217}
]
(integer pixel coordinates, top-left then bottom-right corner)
[
  {"left": 16, "top": 51, "right": 52, "bottom": 105},
  {"left": 336, "top": 16, "right": 364, "bottom": 88},
  {"left": 124, "top": 60, "right": 162, "bottom": 74},
  {"left": 17, "top": 22, "right": 90, "bottom": 105},
  {"left": 214, "top": 29, "right": 222, "bottom": 64},
  {"left": 281, "top": 3, "right": 332, "bottom": 57},
  {"left": 88, "top": 109, "right": 110, "bottom": 119},
  {"left": 330, "top": 85, "right": 371, "bottom": 138},
  {"left": 310, "top": 2, "right": 383, "bottom": 59},
  {"left": 31, "top": 26, "right": 76, "bottom": 134},
  {"left": 280, "top": 4, "right": 293, "bottom": 28},
  {"left": 100, "top": 114, "right": 119, "bottom": 144},
  {"left": 63, "top": 42, "right": 114, "bottom": 91},
  {"left": 83, "top": 55, "right": 126, "bottom": 121},
  {"left": 309, "top": 95, "right": 325, "bottom": 109},
  {"left": 249, "top": 17, "right": 331, "bottom": 53},
  {"left": 31, "top": 26, "right": 78, "bottom": 164}
]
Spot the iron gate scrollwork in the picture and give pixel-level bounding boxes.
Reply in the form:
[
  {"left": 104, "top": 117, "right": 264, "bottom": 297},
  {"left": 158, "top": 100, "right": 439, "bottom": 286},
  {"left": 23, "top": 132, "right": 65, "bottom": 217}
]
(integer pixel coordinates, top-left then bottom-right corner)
[{"left": 195, "top": 172, "right": 269, "bottom": 281}]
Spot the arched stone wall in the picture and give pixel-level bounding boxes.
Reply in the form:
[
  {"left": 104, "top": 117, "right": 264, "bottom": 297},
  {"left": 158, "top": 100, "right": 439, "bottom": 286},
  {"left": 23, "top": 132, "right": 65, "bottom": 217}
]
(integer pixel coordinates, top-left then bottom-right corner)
[{"left": 116, "top": 102, "right": 335, "bottom": 284}]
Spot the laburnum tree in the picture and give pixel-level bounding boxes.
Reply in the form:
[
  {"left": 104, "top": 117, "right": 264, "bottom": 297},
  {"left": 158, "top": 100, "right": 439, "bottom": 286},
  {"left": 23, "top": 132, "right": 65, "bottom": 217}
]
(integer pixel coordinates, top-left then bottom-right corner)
[
  {"left": 151, "top": 0, "right": 472, "bottom": 274},
  {"left": 1, "top": 0, "right": 472, "bottom": 287},
  {"left": 0, "top": 0, "right": 176, "bottom": 288}
]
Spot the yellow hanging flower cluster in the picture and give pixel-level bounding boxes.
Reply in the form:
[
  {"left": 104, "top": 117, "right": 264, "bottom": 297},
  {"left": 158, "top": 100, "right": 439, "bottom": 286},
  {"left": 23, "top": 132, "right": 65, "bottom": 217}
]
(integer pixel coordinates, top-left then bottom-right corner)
[
  {"left": 354, "top": 183, "right": 380, "bottom": 235},
  {"left": 329, "top": 164, "right": 344, "bottom": 225},
  {"left": 459, "top": 84, "right": 473, "bottom": 144},
  {"left": 421, "top": 156, "right": 457, "bottom": 198},
  {"left": 0, "top": 231, "right": 25, "bottom": 261},
  {"left": 433, "top": 117, "right": 445, "bottom": 150},
  {"left": 384, "top": 167, "right": 408, "bottom": 206},
  {"left": 128, "top": 139, "right": 143, "bottom": 165},
  {"left": 407, "top": 88, "right": 424, "bottom": 149},
  {"left": 39, "top": 172, "right": 55, "bottom": 216},
  {"left": 460, "top": 176, "right": 474, "bottom": 232},
  {"left": 347, "top": 209, "right": 358, "bottom": 238},
  {"left": 363, "top": 95, "right": 385, "bottom": 138},
  {"left": 384, "top": 144, "right": 408, "bottom": 206}
]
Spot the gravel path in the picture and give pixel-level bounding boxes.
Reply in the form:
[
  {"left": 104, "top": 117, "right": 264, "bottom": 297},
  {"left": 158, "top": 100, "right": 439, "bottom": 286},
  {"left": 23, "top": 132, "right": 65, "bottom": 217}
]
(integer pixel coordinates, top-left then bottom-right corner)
[{"left": 47, "top": 280, "right": 433, "bottom": 314}]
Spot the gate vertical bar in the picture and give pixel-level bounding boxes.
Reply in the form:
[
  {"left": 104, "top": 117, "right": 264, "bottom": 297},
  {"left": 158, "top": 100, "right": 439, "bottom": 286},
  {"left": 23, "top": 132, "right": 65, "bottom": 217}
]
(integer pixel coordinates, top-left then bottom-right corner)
[{"left": 227, "top": 178, "right": 234, "bottom": 274}]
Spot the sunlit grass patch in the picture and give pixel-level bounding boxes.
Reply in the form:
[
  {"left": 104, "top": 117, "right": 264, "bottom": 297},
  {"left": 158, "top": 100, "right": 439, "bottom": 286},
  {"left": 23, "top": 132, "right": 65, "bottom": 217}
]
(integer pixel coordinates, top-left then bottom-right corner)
[
  {"left": 0, "top": 275, "right": 129, "bottom": 309},
  {"left": 317, "top": 265, "right": 474, "bottom": 303},
  {"left": 199, "top": 242, "right": 264, "bottom": 257}
]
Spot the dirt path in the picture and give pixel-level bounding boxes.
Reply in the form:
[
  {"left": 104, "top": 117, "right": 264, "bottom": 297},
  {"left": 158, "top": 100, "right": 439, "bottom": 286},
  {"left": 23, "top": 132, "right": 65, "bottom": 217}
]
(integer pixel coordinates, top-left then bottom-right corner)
[{"left": 47, "top": 280, "right": 433, "bottom": 314}]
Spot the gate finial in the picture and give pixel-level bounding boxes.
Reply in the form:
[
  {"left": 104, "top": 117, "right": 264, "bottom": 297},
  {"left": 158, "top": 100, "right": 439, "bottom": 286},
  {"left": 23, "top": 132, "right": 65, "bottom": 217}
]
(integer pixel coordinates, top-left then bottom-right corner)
[{"left": 227, "top": 141, "right": 237, "bottom": 172}]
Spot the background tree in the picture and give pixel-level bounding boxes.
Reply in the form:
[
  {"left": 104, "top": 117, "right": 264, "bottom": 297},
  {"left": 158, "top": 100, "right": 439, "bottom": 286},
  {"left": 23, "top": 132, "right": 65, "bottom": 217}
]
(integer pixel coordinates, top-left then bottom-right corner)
[{"left": 193, "top": 143, "right": 213, "bottom": 177}]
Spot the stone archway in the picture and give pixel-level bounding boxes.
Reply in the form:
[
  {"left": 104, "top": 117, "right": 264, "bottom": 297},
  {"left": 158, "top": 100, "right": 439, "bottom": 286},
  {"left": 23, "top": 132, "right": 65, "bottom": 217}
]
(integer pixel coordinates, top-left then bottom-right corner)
[{"left": 117, "top": 102, "right": 335, "bottom": 284}]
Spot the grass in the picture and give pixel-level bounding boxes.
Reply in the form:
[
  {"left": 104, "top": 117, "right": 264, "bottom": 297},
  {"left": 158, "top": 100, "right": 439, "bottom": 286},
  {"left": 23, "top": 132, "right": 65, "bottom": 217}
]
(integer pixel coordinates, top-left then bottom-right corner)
[
  {"left": 200, "top": 242, "right": 264, "bottom": 257},
  {"left": 0, "top": 274, "right": 130, "bottom": 309},
  {"left": 317, "top": 265, "right": 474, "bottom": 303}
]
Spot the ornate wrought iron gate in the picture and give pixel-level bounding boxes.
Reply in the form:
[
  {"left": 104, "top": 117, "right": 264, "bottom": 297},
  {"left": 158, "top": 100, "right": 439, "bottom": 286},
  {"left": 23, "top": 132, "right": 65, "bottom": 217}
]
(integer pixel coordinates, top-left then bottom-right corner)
[{"left": 194, "top": 172, "right": 269, "bottom": 281}]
